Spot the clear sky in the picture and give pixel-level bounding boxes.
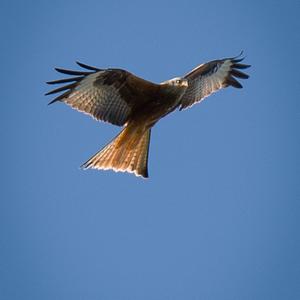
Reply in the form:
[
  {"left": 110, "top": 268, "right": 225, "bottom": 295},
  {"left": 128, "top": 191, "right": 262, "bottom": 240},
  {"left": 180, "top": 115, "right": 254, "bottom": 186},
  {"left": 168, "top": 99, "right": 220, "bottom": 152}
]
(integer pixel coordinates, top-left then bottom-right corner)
[{"left": 1, "top": 0, "right": 299, "bottom": 299}]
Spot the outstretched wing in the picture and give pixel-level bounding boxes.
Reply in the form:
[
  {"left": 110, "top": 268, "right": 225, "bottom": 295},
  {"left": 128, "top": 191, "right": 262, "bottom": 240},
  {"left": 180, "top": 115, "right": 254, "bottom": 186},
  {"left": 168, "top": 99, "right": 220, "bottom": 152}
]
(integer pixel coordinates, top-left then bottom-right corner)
[
  {"left": 179, "top": 53, "right": 250, "bottom": 110},
  {"left": 46, "top": 62, "right": 156, "bottom": 126}
]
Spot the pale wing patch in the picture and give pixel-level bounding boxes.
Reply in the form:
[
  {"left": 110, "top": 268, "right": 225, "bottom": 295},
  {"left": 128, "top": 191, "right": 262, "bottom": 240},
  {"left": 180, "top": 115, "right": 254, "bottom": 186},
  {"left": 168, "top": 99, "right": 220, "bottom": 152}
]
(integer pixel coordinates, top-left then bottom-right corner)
[
  {"left": 46, "top": 68, "right": 132, "bottom": 126},
  {"left": 180, "top": 56, "right": 250, "bottom": 110},
  {"left": 181, "top": 60, "right": 232, "bottom": 109},
  {"left": 65, "top": 73, "right": 131, "bottom": 125}
]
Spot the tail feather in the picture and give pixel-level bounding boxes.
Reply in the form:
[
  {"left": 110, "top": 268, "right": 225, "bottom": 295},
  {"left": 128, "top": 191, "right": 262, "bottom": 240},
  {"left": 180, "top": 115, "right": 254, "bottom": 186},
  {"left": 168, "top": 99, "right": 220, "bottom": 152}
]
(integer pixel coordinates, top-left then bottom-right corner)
[{"left": 81, "top": 126, "right": 151, "bottom": 178}]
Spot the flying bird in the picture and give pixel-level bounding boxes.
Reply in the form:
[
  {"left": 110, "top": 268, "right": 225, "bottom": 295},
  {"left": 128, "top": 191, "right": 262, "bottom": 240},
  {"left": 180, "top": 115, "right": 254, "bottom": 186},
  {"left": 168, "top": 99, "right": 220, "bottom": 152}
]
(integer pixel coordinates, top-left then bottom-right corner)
[{"left": 46, "top": 53, "right": 250, "bottom": 178}]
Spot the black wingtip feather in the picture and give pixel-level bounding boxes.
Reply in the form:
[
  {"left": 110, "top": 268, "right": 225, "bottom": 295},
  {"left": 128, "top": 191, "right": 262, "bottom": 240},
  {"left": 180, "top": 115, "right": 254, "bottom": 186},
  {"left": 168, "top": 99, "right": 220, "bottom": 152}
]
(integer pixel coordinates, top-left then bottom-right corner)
[
  {"left": 236, "top": 50, "right": 244, "bottom": 57},
  {"left": 76, "top": 61, "right": 101, "bottom": 71},
  {"left": 46, "top": 62, "right": 102, "bottom": 105},
  {"left": 232, "top": 57, "right": 245, "bottom": 63},
  {"left": 45, "top": 82, "right": 77, "bottom": 96},
  {"left": 226, "top": 52, "right": 250, "bottom": 88},
  {"left": 225, "top": 76, "right": 243, "bottom": 89},
  {"left": 47, "top": 90, "right": 72, "bottom": 105},
  {"left": 232, "top": 63, "right": 251, "bottom": 69},
  {"left": 46, "top": 76, "right": 84, "bottom": 85},
  {"left": 48, "top": 99, "right": 57, "bottom": 105},
  {"left": 54, "top": 67, "right": 92, "bottom": 76},
  {"left": 230, "top": 69, "right": 249, "bottom": 79}
]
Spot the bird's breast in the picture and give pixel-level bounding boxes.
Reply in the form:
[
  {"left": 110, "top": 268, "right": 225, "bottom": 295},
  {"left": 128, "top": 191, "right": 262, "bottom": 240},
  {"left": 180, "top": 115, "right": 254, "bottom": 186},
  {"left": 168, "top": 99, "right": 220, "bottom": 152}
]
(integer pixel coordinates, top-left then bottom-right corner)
[{"left": 129, "top": 87, "right": 185, "bottom": 127}]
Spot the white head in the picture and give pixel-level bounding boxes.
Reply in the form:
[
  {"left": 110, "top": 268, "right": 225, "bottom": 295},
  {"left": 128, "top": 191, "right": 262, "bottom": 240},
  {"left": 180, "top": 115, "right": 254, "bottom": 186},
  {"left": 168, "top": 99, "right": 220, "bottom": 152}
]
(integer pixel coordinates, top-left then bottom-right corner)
[{"left": 160, "top": 77, "right": 188, "bottom": 88}]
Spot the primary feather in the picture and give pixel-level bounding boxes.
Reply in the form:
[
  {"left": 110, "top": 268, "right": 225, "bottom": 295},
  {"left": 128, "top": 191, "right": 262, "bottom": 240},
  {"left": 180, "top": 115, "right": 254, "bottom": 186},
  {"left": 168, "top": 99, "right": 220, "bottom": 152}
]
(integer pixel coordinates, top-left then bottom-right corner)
[{"left": 180, "top": 53, "right": 250, "bottom": 110}]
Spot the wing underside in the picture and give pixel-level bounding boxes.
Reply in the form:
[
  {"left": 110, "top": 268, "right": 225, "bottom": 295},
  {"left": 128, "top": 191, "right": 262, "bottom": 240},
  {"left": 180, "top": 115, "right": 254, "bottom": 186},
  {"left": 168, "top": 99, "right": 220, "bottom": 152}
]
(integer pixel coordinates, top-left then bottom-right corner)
[
  {"left": 46, "top": 63, "right": 132, "bottom": 126},
  {"left": 180, "top": 53, "right": 250, "bottom": 110}
]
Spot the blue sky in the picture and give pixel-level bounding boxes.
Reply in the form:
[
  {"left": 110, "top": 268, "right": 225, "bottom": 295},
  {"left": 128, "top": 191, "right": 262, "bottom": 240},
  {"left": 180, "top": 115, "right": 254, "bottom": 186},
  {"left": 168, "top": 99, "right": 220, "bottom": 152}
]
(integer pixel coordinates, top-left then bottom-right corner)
[{"left": 1, "top": 0, "right": 299, "bottom": 299}]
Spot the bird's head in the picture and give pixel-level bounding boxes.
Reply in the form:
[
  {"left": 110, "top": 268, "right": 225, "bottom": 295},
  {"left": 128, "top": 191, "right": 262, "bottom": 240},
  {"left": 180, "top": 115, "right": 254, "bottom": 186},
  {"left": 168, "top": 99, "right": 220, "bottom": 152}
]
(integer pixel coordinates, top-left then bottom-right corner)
[{"left": 160, "top": 77, "right": 188, "bottom": 88}]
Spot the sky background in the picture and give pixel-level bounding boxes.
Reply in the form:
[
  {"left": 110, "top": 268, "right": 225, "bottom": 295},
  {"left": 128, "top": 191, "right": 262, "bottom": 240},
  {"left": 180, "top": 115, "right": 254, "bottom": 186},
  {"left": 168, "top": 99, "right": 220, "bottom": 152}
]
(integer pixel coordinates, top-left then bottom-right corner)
[{"left": 1, "top": 0, "right": 299, "bottom": 299}]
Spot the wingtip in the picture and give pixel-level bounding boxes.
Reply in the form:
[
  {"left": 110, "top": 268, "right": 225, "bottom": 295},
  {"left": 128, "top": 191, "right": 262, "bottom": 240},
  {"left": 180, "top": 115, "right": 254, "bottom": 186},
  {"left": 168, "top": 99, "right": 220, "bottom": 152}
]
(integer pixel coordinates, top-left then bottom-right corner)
[
  {"left": 75, "top": 61, "right": 83, "bottom": 67},
  {"left": 80, "top": 160, "right": 91, "bottom": 169},
  {"left": 232, "top": 50, "right": 246, "bottom": 63},
  {"left": 241, "top": 64, "right": 251, "bottom": 69},
  {"left": 236, "top": 50, "right": 244, "bottom": 58},
  {"left": 75, "top": 61, "right": 101, "bottom": 71},
  {"left": 47, "top": 99, "right": 57, "bottom": 105},
  {"left": 225, "top": 76, "right": 243, "bottom": 88},
  {"left": 54, "top": 67, "right": 68, "bottom": 75}
]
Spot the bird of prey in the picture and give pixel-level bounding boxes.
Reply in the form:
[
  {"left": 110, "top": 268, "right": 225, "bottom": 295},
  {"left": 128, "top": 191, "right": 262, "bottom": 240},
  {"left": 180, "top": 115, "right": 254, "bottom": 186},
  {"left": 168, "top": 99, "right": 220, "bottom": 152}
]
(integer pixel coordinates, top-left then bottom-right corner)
[{"left": 46, "top": 53, "right": 250, "bottom": 178}]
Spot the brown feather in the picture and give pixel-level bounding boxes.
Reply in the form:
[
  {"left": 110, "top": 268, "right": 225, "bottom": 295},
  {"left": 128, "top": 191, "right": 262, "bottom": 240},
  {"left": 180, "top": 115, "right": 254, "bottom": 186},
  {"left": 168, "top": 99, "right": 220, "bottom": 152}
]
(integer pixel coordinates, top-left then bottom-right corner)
[
  {"left": 46, "top": 55, "right": 250, "bottom": 178},
  {"left": 48, "top": 90, "right": 73, "bottom": 105},
  {"left": 184, "top": 60, "right": 220, "bottom": 79},
  {"left": 81, "top": 123, "right": 151, "bottom": 178}
]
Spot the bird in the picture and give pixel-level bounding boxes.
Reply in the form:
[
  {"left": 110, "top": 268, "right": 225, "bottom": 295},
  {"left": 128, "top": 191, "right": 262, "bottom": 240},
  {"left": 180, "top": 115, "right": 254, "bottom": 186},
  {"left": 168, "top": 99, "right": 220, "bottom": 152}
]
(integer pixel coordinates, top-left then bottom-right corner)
[{"left": 46, "top": 53, "right": 250, "bottom": 178}]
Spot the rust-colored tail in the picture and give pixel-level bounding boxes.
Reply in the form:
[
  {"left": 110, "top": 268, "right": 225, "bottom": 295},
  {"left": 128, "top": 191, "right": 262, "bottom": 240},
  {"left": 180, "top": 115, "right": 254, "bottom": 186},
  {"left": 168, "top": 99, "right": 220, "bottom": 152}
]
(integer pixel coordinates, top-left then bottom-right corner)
[{"left": 81, "top": 125, "right": 151, "bottom": 178}]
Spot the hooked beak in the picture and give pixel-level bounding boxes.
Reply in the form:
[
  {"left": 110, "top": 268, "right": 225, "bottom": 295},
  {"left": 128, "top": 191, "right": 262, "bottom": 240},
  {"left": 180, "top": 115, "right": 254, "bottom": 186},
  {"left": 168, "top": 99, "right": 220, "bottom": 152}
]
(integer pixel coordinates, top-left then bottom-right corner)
[{"left": 182, "top": 79, "right": 188, "bottom": 87}]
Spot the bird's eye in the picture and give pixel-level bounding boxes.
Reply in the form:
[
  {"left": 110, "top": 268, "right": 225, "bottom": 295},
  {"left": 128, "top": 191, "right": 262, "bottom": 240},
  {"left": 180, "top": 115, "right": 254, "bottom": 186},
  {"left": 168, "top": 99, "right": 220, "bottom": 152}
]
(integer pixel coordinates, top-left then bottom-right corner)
[{"left": 176, "top": 80, "right": 181, "bottom": 84}]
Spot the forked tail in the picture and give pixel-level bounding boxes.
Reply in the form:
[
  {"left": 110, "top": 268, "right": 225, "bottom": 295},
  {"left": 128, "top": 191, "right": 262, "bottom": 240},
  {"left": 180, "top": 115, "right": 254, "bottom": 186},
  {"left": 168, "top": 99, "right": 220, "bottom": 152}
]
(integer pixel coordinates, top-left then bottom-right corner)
[{"left": 81, "top": 125, "right": 151, "bottom": 178}]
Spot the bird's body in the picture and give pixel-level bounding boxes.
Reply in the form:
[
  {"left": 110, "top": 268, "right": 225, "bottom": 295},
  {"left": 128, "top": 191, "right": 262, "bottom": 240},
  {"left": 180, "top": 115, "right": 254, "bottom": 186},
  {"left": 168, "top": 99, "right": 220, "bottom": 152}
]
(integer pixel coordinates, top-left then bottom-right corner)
[{"left": 46, "top": 54, "right": 250, "bottom": 178}]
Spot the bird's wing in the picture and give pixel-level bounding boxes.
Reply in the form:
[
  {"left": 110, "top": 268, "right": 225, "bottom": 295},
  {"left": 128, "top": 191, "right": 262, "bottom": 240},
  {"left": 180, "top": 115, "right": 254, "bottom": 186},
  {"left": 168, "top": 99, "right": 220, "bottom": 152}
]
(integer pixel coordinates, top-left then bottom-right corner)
[
  {"left": 179, "top": 53, "right": 250, "bottom": 110},
  {"left": 46, "top": 62, "right": 157, "bottom": 126}
]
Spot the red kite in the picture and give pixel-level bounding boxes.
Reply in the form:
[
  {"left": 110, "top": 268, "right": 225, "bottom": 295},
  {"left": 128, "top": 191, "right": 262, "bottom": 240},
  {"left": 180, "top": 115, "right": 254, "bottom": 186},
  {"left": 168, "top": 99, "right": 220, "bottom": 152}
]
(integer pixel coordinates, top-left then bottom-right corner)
[{"left": 46, "top": 53, "right": 250, "bottom": 178}]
